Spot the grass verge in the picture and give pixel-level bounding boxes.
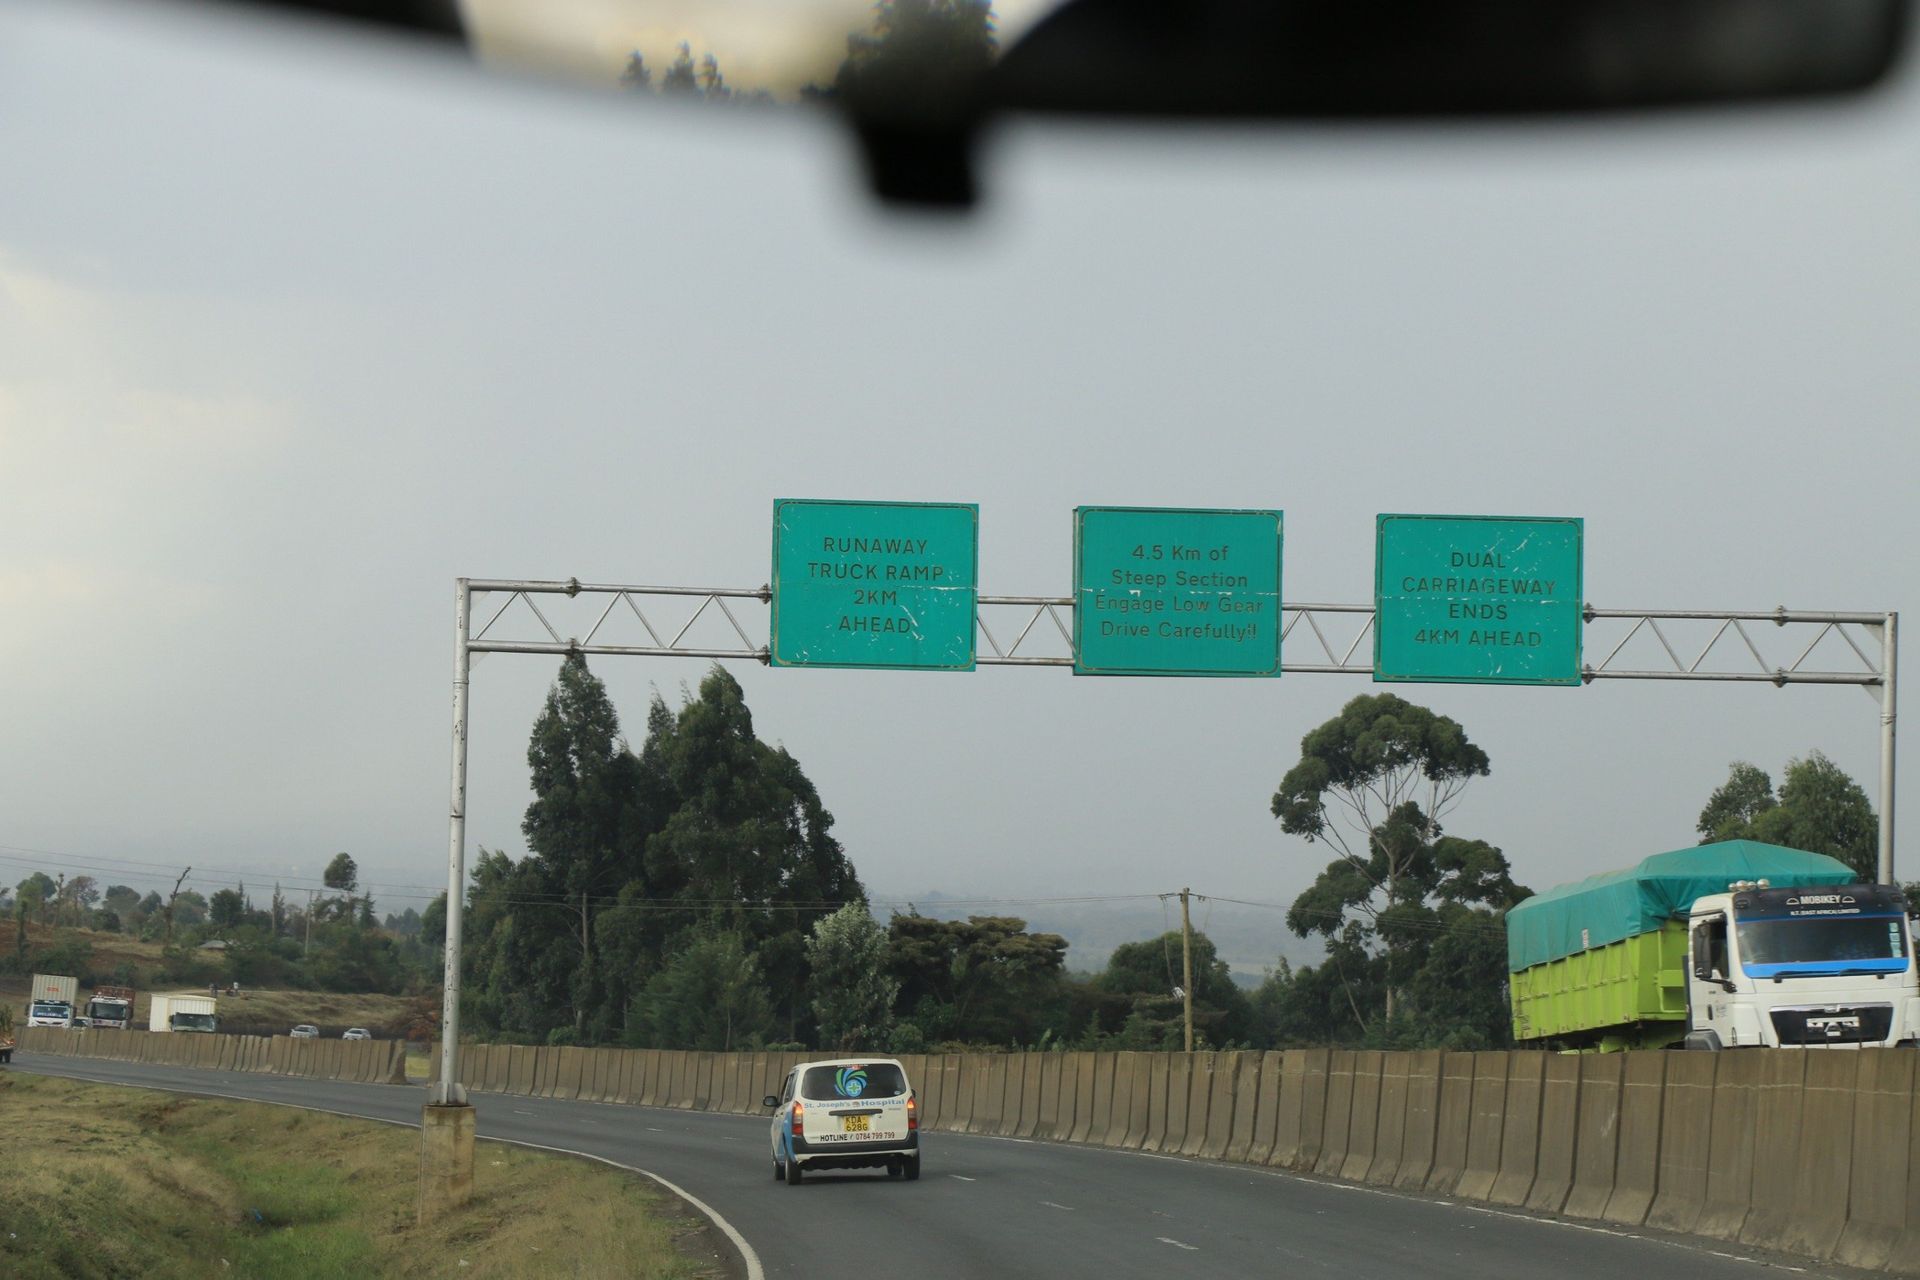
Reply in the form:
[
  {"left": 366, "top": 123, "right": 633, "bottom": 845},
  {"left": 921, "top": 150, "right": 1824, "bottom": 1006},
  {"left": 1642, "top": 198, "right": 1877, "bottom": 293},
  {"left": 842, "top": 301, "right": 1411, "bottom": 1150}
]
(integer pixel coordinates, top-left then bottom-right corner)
[{"left": 0, "top": 1072, "right": 724, "bottom": 1280}]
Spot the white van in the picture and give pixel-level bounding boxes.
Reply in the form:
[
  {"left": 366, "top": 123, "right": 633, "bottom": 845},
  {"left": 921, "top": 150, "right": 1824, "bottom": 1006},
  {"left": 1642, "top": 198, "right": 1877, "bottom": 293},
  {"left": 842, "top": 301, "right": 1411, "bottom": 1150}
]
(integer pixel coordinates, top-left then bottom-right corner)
[{"left": 766, "top": 1058, "right": 920, "bottom": 1184}]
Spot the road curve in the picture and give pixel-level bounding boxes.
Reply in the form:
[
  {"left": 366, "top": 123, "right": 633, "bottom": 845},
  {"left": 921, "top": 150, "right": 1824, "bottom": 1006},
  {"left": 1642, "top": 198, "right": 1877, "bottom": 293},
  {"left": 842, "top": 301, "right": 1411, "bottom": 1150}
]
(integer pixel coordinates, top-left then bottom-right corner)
[{"left": 10, "top": 1053, "right": 1871, "bottom": 1280}]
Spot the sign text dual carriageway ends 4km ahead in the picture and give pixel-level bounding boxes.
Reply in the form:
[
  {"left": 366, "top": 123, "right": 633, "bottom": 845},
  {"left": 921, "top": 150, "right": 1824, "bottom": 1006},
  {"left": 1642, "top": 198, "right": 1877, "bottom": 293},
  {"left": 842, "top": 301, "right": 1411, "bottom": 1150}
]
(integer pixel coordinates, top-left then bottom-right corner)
[{"left": 767, "top": 499, "right": 1584, "bottom": 685}]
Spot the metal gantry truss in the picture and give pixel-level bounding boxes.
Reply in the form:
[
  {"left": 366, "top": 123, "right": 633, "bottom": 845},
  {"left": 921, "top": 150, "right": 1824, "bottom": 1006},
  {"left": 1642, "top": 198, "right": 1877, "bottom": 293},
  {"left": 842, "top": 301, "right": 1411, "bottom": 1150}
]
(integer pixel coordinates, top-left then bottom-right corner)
[
  {"left": 463, "top": 578, "right": 1891, "bottom": 689},
  {"left": 432, "top": 576, "right": 1897, "bottom": 1105}
]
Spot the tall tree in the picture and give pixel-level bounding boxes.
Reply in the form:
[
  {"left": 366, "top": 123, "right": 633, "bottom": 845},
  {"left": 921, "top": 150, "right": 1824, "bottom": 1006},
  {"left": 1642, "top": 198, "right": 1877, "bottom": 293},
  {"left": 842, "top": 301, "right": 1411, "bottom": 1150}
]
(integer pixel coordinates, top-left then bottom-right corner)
[
  {"left": 1696, "top": 751, "right": 1878, "bottom": 880},
  {"left": 807, "top": 901, "right": 898, "bottom": 1052},
  {"left": 888, "top": 914, "right": 1067, "bottom": 1047},
  {"left": 209, "top": 888, "right": 247, "bottom": 931},
  {"left": 1271, "top": 693, "right": 1521, "bottom": 1027},
  {"left": 522, "top": 653, "right": 652, "bottom": 1035},
  {"left": 630, "top": 927, "right": 773, "bottom": 1051},
  {"left": 1100, "top": 929, "right": 1252, "bottom": 1048}
]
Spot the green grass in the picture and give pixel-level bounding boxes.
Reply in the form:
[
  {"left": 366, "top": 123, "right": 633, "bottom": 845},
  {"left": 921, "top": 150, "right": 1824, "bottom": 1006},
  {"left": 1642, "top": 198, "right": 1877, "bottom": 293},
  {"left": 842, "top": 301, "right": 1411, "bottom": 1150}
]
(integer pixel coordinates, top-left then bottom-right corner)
[{"left": 0, "top": 1072, "right": 718, "bottom": 1280}]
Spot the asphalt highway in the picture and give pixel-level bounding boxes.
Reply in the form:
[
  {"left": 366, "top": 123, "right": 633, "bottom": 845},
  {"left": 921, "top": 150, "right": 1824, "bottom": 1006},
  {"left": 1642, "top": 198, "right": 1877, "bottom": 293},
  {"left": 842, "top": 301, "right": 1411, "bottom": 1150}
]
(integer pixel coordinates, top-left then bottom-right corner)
[{"left": 11, "top": 1053, "right": 1874, "bottom": 1280}]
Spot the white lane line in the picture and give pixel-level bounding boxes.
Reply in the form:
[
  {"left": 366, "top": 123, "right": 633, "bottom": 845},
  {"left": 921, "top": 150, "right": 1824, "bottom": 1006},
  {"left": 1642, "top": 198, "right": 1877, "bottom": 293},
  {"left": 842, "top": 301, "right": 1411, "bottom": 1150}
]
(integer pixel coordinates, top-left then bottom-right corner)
[
  {"left": 512, "top": 1110, "right": 535, "bottom": 1116},
  {"left": 1156, "top": 1237, "right": 1199, "bottom": 1252},
  {"left": 8, "top": 1067, "right": 765, "bottom": 1280},
  {"left": 948, "top": 1174, "right": 976, "bottom": 1182},
  {"left": 1040, "top": 1201, "right": 1075, "bottom": 1211}
]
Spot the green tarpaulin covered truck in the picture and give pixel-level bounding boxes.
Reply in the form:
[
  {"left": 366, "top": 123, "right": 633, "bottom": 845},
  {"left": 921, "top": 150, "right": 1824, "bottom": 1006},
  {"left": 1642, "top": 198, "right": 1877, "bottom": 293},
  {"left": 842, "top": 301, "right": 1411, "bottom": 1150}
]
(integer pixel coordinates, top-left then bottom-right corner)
[{"left": 1507, "top": 840, "right": 1883, "bottom": 1050}]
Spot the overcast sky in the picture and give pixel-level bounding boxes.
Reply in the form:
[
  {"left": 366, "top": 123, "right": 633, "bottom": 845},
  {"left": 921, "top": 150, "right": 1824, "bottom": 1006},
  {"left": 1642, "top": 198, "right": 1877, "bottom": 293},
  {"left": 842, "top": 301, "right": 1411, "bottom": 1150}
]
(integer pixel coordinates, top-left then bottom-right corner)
[{"left": 2, "top": 1, "right": 1917, "bottom": 937}]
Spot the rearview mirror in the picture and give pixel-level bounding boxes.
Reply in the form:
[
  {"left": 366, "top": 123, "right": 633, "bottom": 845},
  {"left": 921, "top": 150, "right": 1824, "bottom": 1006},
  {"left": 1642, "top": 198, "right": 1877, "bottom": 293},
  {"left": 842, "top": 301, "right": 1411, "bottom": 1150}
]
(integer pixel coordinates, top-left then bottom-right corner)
[{"left": 763, "top": 1094, "right": 780, "bottom": 1108}]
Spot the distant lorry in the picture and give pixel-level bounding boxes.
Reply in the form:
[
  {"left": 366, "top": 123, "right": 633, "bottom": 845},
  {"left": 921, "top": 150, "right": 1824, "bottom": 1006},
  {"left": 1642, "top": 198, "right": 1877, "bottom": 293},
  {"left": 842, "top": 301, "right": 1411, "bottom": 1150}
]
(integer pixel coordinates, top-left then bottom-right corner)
[
  {"left": 85, "top": 985, "right": 137, "bottom": 1031},
  {"left": 149, "top": 994, "right": 218, "bottom": 1034},
  {"left": 26, "top": 974, "right": 79, "bottom": 1029},
  {"left": 1508, "top": 840, "right": 1920, "bottom": 1050}
]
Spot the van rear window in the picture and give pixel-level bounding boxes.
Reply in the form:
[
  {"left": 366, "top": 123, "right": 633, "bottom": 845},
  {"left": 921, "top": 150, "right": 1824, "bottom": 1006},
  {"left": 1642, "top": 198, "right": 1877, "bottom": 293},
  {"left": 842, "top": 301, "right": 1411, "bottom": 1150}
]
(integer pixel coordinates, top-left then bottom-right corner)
[{"left": 801, "top": 1063, "right": 908, "bottom": 1101}]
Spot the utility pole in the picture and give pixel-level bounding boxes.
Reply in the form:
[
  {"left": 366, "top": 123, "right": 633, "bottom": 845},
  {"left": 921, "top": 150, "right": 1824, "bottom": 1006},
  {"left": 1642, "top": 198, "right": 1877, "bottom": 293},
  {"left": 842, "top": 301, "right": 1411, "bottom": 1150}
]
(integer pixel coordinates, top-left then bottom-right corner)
[
  {"left": 305, "top": 890, "right": 317, "bottom": 955},
  {"left": 1180, "top": 887, "right": 1194, "bottom": 1053},
  {"left": 164, "top": 867, "right": 191, "bottom": 947}
]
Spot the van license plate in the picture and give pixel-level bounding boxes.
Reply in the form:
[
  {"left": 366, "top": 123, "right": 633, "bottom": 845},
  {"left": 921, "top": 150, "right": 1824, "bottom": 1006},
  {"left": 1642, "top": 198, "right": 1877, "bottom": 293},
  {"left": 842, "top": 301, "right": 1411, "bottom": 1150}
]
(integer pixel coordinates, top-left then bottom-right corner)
[{"left": 842, "top": 1115, "right": 870, "bottom": 1133}]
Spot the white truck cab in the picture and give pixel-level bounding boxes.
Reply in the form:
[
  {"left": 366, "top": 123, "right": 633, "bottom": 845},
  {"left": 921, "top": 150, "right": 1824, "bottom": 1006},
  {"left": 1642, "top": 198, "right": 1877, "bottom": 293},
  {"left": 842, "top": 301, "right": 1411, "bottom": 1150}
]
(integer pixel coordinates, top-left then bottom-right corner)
[{"left": 1684, "top": 881, "right": 1920, "bottom": 1049}]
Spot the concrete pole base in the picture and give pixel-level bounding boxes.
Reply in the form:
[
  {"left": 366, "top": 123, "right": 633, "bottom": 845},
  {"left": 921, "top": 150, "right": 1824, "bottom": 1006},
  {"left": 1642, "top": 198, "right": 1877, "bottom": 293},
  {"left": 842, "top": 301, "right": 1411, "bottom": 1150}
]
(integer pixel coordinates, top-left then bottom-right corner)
[{"left": 418, "top": 1102, "right": 477, "bottom": 1225}]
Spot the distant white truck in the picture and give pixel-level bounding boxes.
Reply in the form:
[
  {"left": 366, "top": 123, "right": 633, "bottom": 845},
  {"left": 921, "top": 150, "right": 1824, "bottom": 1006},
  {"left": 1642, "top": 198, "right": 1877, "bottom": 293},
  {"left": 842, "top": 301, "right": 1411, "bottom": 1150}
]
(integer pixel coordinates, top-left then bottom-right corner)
[
  {"left": 27, "top": 974, "right": 78, "bottom": 1029},
  {"left": 85, "top": 985, "right": 137, "bottom": 1031},
  {"left": 149, "top": 994, "right": 218, "bottom": 1033}
]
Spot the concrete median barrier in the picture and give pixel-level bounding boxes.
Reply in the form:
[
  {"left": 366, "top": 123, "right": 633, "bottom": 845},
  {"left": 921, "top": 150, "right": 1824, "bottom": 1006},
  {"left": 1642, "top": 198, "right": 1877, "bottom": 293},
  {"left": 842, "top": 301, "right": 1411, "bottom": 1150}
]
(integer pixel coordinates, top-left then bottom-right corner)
[
  {"left": 1001, "top": 1054, "right": 1030, "bottom": 1137},
  {"left": 1295, "top": 1048, "right": 1331, "bottom": 1172},
  {"left": 1341, "top": 1051, "right": 1384, "bottom": 1182},
  {"left": 937, "top": 1054, "right": 969, "bottom": 1134},
  {"left": 266, "top": 1036, "right": 290, "bottom": 1075},
  {"left": 1394, "top": 1051, "right": 1442, "bottom": 1190},
  {"left": 1313, "top": 1051, "right": 1356, "bottom": 1176},
  {"left": 1264, "top": 1050, "right": 1305, "bottom": 1169},
  {"left": 1766, "top": 1048, "right": 1855, "bottom": 1261},
  {"left": 1646, "top": 1050, "right": 1718, "bottom": 1233},
  {"left": 694, "top": 1052, "right": 717, "bottom": 1110},
  {"left": 1425, "top": 1051, "right": 1477, "bottom": 1195},
  {"left": 1104, "top": 1053, "right": 1137, "bottom": 1148},
  {"left": 1695, "top": 1048, "right": 1767, "bottom": 1241},
  {"left": 1013, "top": 1053, "right": 1042, "bottom": 1139},
  {"left": 1068, "top": 1053, "right": 1099, "bottom": 1145},
  {"left": 1087, "top": 1053, "right": 1115, "bottom": 1148},
  {"left": 1180, "top": 1052, "right": 1218, "bottom": 1158},
  {"left": 1198, "top": 1053, "right": 1236, "bottom": 1161},
  {"left": 214, "top": 1037, "right": 236, "bottom": 1072},
  {"left": 1125, "top": 1051, "right": 1157, "bottom": 1150},
  {"left": 637, "top": 1049, "right": 664, "bottom": 1106},
  {"left": 1159, "top": 1053, "right": 1193, "bottom": 1155},
  {"left": 1367, "top": 1051, "right": 1411, "bottom": 1186},
  {"left": 1249, "top": 1052, "right": 1284, "bottom": 1166},
  {"left": 1137, "top": 1054, "right": 1167, "bottom": 1152},
  {"left": 1453, "top": 1051, "right": 1511, "bottom": 1203},
  {"left": 1524, "top": 1054, "right": 1579, "bottom": 1214},
  {"left": 1603, "top": 1051, "right": 1665, "bottom": 1226},
  {"left": 670, "top": 1050, "right": 696, "bottom": 1110},
  {"left": 1489, "top": 1051, "right": 1545, "bottom": 1207},
  {"left": 1860, "top": 1052, "right": 1920, "bottom": 1272},
  {"left": 506, "top": 1044, "right": 536, "bottom": 1096},
  {"left": 1225, "top": 1053, "right": 1261, "bottom": 1165},
  {"left": 968, "top": 1054, "right": 1003, "bottom": 1136},
  {"left": 1737, "top": 1048, "right": 1814, "bottom": 1254},
  {"left": 1563, "top": 1053, "right": 1621, "bottom": 1220},
  {"left": 487, "top": 1043, "right": 511, "bottom": 1094}
]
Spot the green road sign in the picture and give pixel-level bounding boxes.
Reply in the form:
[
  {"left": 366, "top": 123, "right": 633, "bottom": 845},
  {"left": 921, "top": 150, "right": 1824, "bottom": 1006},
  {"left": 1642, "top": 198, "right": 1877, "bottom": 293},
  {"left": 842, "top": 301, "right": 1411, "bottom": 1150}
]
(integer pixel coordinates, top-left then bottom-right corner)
[
  {"left": 1374, "top": 513, "right": 1583, "bottom": 685},
  {"left": 1074, "top": 506, "right": 1283, "bottom": 676},
  {"left": 770, "top": 499, "right": 978, "bottom": 670}
]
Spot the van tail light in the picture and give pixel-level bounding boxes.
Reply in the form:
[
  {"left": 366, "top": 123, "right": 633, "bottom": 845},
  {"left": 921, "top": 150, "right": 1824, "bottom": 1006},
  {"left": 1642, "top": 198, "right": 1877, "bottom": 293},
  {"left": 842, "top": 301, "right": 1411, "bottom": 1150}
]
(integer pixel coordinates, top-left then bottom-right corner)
[
  {"left": 791, "top": 1100, "right": 805, "bottom": 1138},
  {"left": 907, "top": 1092, "right": 918, "bottom": 1131}
]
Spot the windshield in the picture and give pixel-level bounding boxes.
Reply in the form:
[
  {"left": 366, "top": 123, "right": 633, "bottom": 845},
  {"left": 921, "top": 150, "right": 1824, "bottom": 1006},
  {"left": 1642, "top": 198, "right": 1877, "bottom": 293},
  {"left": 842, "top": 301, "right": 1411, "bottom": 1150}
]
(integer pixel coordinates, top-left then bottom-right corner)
[
  {"left": 1738, "top": 915, "right": 1909, "bottom": 977},
  {"left": 87, "top": 1000, "right": 127, "bottom": 1020},
  {"left": 30, "top": 1003, "right": 68, "bottom": 1018},
  {"left": 800, "top": 1063, "right": 909, "bottom": 1101},
  {"left": 172, "top": 1013, "right": 218, "bottom": 1032}
]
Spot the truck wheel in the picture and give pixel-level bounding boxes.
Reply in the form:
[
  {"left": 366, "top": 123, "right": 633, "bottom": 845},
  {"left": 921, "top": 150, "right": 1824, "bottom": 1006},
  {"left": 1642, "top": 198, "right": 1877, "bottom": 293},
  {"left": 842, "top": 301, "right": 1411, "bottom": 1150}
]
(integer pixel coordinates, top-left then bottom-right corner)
[{"left": 785, "top": 1157, "right": 803, "bottom": 1185}]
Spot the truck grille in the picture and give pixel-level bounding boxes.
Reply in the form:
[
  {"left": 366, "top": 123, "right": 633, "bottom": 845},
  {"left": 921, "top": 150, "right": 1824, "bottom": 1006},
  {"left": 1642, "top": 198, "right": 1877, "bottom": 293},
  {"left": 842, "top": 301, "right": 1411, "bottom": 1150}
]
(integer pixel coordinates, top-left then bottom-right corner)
[{"left": 1770, "top": 1005, "right": 1894, "bottom": 1044}]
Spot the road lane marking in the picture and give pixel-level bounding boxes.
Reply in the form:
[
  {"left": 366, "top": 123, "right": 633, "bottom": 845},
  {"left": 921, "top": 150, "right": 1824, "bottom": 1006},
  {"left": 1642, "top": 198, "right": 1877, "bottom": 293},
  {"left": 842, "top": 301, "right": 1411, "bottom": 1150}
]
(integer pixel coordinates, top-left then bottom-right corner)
[
  {"left": 948, "top": 1175, "right": 976, "bottom": 1182},
  {"left": 1156, "top": 1237, "right": 1199, "bottom": 1251},
  {"left": 1040, "top": 1201, "right": 1074, "bottom": 1211},
  {"left": 513, "top": 1110, "right": 535, "bottom": 1116}
]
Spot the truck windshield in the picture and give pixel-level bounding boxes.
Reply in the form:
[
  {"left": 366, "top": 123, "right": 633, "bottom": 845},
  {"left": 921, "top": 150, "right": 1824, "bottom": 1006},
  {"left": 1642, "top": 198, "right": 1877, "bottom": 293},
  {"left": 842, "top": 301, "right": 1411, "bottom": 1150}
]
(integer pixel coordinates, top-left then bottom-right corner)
[
  {"left": 1737, "top": 915, "right": 1909, "bottom": 977},
  {"left": 171, "top": 1014, "right": 218, "bottom": 1032},
  {"left": 87, "top": 1001, "right": 124, "bottom": 1021},
  {"left": 31, "top": 1003, "right": 67, "bottom": 1018}
]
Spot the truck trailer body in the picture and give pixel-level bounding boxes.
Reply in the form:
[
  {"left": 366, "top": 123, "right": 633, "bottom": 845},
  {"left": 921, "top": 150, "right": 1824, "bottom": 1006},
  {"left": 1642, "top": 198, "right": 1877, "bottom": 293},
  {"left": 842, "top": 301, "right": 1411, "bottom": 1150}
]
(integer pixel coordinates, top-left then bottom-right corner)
[
  {"left": 148, "top": 994, "right": 218, "bottom": 1033},
  {"left": 1507, "top": 840, "right": 1920, "bottom": 1050}
]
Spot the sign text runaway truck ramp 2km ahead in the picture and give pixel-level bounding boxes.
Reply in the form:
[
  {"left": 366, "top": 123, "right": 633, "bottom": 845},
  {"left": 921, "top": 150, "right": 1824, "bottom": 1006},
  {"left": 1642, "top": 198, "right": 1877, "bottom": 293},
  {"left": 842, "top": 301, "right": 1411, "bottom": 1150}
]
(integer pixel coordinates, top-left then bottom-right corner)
[{"left": 770, "top": 499, "right": 980, "bottom": 670}]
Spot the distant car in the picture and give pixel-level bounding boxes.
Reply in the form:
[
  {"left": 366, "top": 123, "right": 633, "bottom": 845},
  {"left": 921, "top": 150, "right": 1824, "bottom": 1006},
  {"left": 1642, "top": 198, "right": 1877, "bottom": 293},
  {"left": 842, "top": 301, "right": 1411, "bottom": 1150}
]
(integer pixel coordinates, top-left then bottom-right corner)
[
  {"left": 290, "top": 1024, "right": 319, "bottom": 1038},
  {"left": 341, "top": 1027, "right": 371, "bottom": 1040},
  {"left": 766, "top": 1058, "right": 920, "bottom": 1184},
  {"left": 70, "top": 1016, "right": 91, "bottom": 1030}
]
